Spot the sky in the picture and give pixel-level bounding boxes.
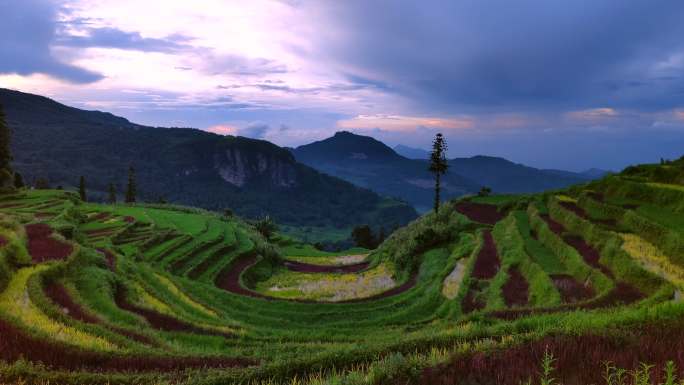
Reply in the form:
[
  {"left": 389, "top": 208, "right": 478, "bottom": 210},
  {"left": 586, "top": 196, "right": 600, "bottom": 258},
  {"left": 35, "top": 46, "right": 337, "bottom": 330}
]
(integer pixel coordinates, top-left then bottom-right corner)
[{"left": 2, "top": 0, "right": 684, "bottom": 171}]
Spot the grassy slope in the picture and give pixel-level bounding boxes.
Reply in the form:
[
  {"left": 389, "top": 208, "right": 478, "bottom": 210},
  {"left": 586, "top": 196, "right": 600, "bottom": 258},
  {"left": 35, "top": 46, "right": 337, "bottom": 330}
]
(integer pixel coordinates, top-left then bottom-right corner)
[{"left": 0, "top": 158, "right": 683, "bottom": 384}]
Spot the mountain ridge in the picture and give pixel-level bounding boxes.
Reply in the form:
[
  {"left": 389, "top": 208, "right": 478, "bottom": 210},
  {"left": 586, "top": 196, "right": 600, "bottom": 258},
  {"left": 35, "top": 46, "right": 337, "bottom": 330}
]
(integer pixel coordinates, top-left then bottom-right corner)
[
  {"left": 292, "top": 131, "right": 595, "bottom": 211},
  {"left": 0, "top": 88, "right": 418, "bottom": 232}
]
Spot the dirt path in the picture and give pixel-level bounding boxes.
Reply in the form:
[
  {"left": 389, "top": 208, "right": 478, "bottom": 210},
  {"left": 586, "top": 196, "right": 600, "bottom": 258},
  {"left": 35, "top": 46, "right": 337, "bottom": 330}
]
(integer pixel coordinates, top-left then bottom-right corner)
[
  {"left": 562, "top": 235, "right": 614, "bottom": 278},
  {"left": 114, "top": 286, "right": 234, "bottom": 339},
  {"left": 540, "top": 214, "right": 565, "bottom": 234},
  {"left": 25, "top": 224, "right": 73, "bottom": 263},
  {"left": 471, "top": 231, "right": 500, "bottom": 279},
  {"left": 44, "top": 282, "right": 155, "bottom": 345},
  {"left": 97, "top": 248, "right": 116, "bottom": 271},
  {"left": 559, "top": 201, "right": 618, "bottom": 228},
  {"left": 411, "top": 320, "right": 684, "bottom": 385},
  {"left": 462, "top": 282, "right": 485, "bottom": 314},
  {"left": 455, "top": 202, "right": 505, "bottom": 225},
  {"left": 283, "top": 260, "right": 370, "bottom": 273},
  {"left": 540, "top": 214, "right": 615, "bottom": 278},
  {"left": 489, "top": 282, "right": 643, "bottom": 320},
  {"left": 502, "top": 267, "right": 529, "bottom": 307},
  {"left": 0, "top": 317, "right": 254, "bottom": 372},
  {"left": 550, "top": 274, "right": 594, "bottom": 303}
]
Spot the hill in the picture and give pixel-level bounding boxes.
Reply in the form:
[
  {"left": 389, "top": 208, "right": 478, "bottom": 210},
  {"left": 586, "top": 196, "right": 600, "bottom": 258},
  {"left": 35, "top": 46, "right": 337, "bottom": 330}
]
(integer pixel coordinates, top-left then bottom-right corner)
[
  {"left": 393, "top": 144, "right": 430, "bottom": 159},
  {"left": 292, "top": 131, "right": 593, "bottom": 211},
  {"left": 0, "top": 88, "right": 417, "bottom": 234},
  {"left": 293, "top": 131, "right": 480, "bottom": 212},
  {"left": 0, "top": 157, "right": 683, "bottom": 384},
  {"left": 450, "top": 155, "right": 591, "bottom": 193}
]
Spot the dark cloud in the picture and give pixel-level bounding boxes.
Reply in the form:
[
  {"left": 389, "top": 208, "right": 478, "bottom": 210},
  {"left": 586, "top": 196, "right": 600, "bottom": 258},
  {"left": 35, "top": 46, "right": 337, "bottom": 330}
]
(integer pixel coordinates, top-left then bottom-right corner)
[
  {"left": 216, "top": 81, "right": 370, "bottom": 95},
  {"left": 240, "top": 122, "right": 270, "bottom": 138},
  {"left": 0, "top": 0, "right": 102, "bottom": 83},
  {"left": 56, "top": 28, "right": 193, "bottom": 52},
  {"left": 307, "top": 0, "right": 684, "bottom": 112}
]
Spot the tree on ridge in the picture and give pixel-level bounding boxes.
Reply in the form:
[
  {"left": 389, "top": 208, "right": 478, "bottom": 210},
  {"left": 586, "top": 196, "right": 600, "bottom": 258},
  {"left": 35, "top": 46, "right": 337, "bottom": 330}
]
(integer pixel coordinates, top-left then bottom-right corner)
[
  {"left": 108, "top": 183, "right": 117, "bottom": 204},
  {"left": 428, "top": 133, "right": 449, "bottom": 213},
  {"left": 79, "top": 176, "right": 87, "bottom": 202}
]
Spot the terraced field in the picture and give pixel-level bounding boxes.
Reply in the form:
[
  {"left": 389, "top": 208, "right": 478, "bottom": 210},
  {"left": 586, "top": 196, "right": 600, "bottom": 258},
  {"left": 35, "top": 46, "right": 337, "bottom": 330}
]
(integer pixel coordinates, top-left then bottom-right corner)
[{"left": 1, "top": 161, "right": 684, "bottom": 385}]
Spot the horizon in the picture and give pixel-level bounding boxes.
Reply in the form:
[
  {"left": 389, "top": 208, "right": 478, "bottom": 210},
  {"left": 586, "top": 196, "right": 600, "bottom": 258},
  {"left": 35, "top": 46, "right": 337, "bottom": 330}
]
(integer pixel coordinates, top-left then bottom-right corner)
[{"left": 2, "top": 1, "right": 684, "bottom": 171}]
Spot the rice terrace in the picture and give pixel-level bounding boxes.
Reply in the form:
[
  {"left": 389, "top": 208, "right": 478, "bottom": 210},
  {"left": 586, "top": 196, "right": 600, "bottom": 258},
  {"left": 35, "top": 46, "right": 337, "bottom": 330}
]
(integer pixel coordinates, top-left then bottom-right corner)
[
  {"left": 0, "top": 156, "right": 683, "bottom": 384},
  {"left": 3, "top": 1, "right": 684, "bottom": 384}
]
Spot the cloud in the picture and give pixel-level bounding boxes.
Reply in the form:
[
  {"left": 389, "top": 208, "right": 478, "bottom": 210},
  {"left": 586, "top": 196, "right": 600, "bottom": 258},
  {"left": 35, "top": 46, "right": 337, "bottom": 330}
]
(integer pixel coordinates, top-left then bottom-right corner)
[
  {"left": 239, "top": 122, "right": 270, "bottom": 138},
  {"left": 56, "top": 27, "right": 194, "bottom": 53},
  {"left": 201, "top": 54, "right": 288, "bottom": 76},
  {"left": 206, "top": 124, "right": 238, "bottom": 135},
  {"left": 0, "top": 0, "right": 103, "bottom": 83},
  {"left": 565, "top": 108, "right": 619, "bottom": 121},
  {"left": 337, "top": 114, "right": 474, "bottom": 132},
  {"left": 305, "top": 1, "right": 684, "bottom": 112}
]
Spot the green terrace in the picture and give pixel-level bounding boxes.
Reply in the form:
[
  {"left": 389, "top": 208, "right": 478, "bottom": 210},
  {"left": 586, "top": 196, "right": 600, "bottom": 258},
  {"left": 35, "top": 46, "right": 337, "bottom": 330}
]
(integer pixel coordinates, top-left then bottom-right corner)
[{"left": 1, "top": 162, "right": 684, "bottom": 384}]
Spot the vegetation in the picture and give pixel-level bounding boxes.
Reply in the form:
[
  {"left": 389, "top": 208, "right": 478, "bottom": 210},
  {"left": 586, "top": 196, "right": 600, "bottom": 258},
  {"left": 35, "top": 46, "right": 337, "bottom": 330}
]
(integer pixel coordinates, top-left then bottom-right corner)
[
  {"left": 78, "top": 176, "right": 86, "bottom": 202},
  {"left": 0, "top": 103, "right": 13, "bottom": 190},
  {"left": 428, "top": 133, "right": 449, "bottom": 213},
  {"left": 124, "top": 166, "right": 136, "bottom": 203},
  {"left": 0, "top": 157, "right": 684, "bottom": 385},
  {"left": 0, "top": 89, "right": 417, "bottom": 236},
  {"left": 107, "top": 183, "right": 116, "bottom": 204}
]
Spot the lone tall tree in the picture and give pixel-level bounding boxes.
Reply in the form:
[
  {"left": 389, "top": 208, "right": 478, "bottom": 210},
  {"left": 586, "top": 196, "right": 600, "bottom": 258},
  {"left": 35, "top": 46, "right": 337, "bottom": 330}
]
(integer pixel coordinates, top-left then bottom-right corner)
[
  {"left": 78, "top": 176, "right": 87, "bottom": 202},
  {"left": 0, "top": 103, "right": 13, "bottom": 189},
  {"left": 125, "top": 166, "right": 136, "bottom": 203},
  {"left": 107, "top": 183, "right": 117, "bottom": 204},
  {"left": 428, "top": 133, "right": 449, "bottom": 213},
  {"left": 13, "top": 172, "right": 24, "bottom": 189}
]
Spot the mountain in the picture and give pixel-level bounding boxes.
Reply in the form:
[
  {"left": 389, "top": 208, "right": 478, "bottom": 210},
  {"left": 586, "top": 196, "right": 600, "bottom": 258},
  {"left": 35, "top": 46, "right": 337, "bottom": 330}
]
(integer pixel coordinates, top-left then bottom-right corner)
[
  {"left": 580, "top": 168, "right": 613, "bottom": 179},
  {"left": 292, "top": 131, "right": 480, "bottom": 212},
  {"left": 292, "top": 131, "right": 596, "bottom": 212},
  {"left": 450, "top": 155, "right": 591, "bottom": 194},
  {"left": 0, "top": 88, "right": 417, "bottom": 231},
  {"left": 393, "top": 144, "right": 430, "bottom": 160}
]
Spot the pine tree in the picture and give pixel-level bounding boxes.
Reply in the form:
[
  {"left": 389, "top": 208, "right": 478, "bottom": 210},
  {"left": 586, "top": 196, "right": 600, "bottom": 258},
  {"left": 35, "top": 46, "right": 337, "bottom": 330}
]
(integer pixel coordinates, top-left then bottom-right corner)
[
  {"left": 125, "top": 166, "right": 136, "bottom": 203},
  {"left": 429, "top": 133, "right": 449, "bottom": 213},
  {"left": 78, "top": 176, "right": 87, "bottom": 202},
  {"left": 0, "top": 103, "right": 14, "bottom": 189},
  {"left": 377, "top": 227, "right": 386, "bottom": 246},
  {"left": 35, "top": 177, "right": 50, "bottom": 189},
  {"left": 107, "top": 183, "right": 117, "bottom": 204},
  {"left": 13, "top": 172, "right": 24, "bottom": 189}
]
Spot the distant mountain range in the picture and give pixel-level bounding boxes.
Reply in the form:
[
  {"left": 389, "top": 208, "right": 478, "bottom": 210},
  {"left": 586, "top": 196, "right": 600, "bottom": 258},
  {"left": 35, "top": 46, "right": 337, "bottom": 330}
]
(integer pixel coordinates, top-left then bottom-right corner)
[
  {"left": 0, "top": 88, "right": 417, "bottom": 230},
  {"left": 293, "top": 132, "right": 479, "bottom": 212},
  {"left": 393, "top": 144, "right": 430, "bottom": 160},
  {"left": 1, "top": 88, "right": 606, "bottom": 222},
  {"left": 293, "top": 131, "right": 600, "bottom": 211}
]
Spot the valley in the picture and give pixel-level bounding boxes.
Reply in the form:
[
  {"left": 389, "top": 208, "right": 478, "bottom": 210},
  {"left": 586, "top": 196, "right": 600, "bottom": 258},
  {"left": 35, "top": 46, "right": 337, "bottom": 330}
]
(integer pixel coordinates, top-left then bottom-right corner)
[{"left": 0, "top": 158, "right": 683, "bottom": 384}]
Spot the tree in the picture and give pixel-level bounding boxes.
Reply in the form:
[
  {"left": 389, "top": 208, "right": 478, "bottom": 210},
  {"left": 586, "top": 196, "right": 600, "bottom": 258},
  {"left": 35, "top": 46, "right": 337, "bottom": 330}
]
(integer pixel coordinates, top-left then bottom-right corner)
[
  {"left": 107, "top": 183, "right": 117, "bottom": 204},
  {"left": 255, "top": 216, "right": 278, "bottom": 239},
  {"left": 35, "top": 177, "right": 50, "bottom": 189},
  {"left": 351, "top": 225, "right": 375, "bottom": 249},
  {"left": 428, "top": 133, "right": 449, "bottom": 213},
  {"left": 125, "top": 166, "right": 136, "bottom": 203},
  {"left": 13, "top": 172, "right": 24, "bottom": 189},
  {"left": 78, "top": 176, "right": 87, "bottom": 202},
  {"left": 0, "top": 103, "right": 13, "bottom": 189},
  {"left": 377, "top": 227, "right": 386, "bottom": 246},
  {"left": 478, "top": 186, "right": 492, "bottom": 197}
]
